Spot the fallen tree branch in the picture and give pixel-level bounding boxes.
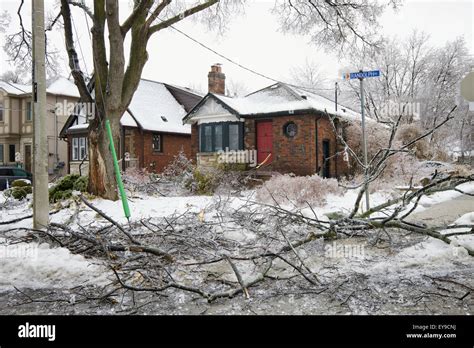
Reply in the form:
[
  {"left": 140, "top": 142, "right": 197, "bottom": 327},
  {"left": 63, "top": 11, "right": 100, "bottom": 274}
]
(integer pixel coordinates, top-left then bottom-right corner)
[{"left": 78, "top": 195, "right": 139, "bottom": 245}]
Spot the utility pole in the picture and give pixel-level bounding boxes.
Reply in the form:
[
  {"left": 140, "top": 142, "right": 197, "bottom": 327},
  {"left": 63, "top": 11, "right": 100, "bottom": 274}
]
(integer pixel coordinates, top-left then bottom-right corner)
[
  {"left": 335, "top": 82, "right": 338, "bottom": 112},
  {"left": 32, "top": 0, "right": 49, "bottom": 229},
  {"left": 359, "top": 74, "right": 370, "bottom": 211}
]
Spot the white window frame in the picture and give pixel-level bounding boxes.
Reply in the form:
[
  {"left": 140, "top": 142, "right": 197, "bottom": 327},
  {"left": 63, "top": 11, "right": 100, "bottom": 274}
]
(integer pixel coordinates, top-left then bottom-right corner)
[
  {"left": 79, "top": 137, "right": 87, "bottom": 160},
  {"left": 0, "top": 103, "right": 4, "bottom": 122},
  {"left": 72, "top": 137, "right": 88, "bottom": 161},
  {"left": 72, "top": 138, "right": 79, "bottom": 161}
]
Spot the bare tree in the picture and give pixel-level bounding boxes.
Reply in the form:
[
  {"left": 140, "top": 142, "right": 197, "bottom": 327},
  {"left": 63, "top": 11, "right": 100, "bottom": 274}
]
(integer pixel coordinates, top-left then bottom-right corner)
[
  {"left": 56, "top": 0, "right": 245, "bottom": 200},
  {"left": 290, "top": 57, "right": 329, "bottom": 89},
  {"left": 341, "top": 32, "right": 472, "bottom": 159},
  {"left": 273, "top": 0, "right": 402, "bottom": 53},
  {"left": 4, "top": 0, "right": 403, "bottom": 200},
  {"left": 419, "top": 37, "right": 472, "bottom": 150},
  {"left": 0, "top": 69, "right": 25, "bottom": 84},
  {"left": 342, "top": 31, "right": 432, "bottom": 123},
  {"left": 2, "top": 0, "right": 62, "bottom": 81},
  {"left": 226, "top": 79, "right": 250, "bottom": 97},
  {"left": 60, "top": 0, "right": 396, "bottom": 200}
]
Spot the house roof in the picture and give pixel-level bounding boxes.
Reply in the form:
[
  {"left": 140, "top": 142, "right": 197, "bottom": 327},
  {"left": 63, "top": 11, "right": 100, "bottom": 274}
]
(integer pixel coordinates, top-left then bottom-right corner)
[
  {"left": 46, "top": 77, "right": 80, "bottom": 98},
  {"left": 0, "top": 77, "right": 80, "bottom": 98},
  {"left": 184, "top": 82, "right": 363, "bottom": 123},
  {"left": 62, "top": 79, "right": 201, "bottom": 136},
  {"left": 162, "top": 83, "right": 204, "bottom": 112},
  {"left": 0, "top": 81, "right": 31, "bottom": 95}
]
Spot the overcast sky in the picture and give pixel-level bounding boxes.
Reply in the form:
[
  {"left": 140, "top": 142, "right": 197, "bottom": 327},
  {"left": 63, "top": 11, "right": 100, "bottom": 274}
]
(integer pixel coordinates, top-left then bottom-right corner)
[{"left": 0, "top": 0, "right": 472, "bottom": 93}]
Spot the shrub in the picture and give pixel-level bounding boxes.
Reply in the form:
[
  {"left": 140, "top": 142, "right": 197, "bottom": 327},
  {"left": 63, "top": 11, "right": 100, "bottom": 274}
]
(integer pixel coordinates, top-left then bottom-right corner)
[
  {"left": 50, "top": 189, "right": 73, "bottom": 203},
  {"left": 345, "top": 121, "right": 391, "bottom": 173},
  {"left": 72, "top": 175, "right": 88, "bottom": 192},
  {"left": 123, "top": 168, "right": 151, "bottom": 186},
  {"left": 188, "top": 168, "right": 217, "bottom": 195},
  {"left": 162, "top": 151, "right": 194, "bottom": 188},
  {"left": 54, "top": 174, "right": 80, "bottom": 191},
  {"left": 256, "top": 174, "right": 343, "bottom": 207},
  {"left": 49, "top": 174, "right": 87, "bottom": 202},
  {"left": 380, "top": 152, "right": 420, "bottom": 183},
  {"left": 396, "top": 123, "right": 430, "bottom": 159},
  {"left": 4, "top": 185, "right": 31, "bottom": 200},
  {"left": 11, "top": 179, "right": 30, "bottom": 188}
]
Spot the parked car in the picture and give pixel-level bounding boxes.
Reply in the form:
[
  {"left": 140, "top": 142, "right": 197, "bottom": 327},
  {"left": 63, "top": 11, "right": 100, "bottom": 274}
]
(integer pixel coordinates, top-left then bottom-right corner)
[
  {"left": 417, "top": 161, "right": 454, "bottom": 186},
  {"left": 419, "top": 161, "right": 453, "bottom": 176},
  {"left": 0, "top": 167, "right": 33, "bottom": 190}
]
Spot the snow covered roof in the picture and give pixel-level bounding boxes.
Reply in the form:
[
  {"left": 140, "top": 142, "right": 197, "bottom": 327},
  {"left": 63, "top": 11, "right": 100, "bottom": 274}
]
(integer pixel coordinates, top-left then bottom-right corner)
[
  {"left": 64, "top": 79, "right": 201, "bottom": 135},
  {"left": 126, "top": 79, "right": 192, "bottom": 134},
  {"left": 68, "top": 123, "right": 89, "bottom": 131},
  {"left": 184, "top": 83, "right": 363, "bottom": 123},
  {"left": 0, "top": 77, "right": 80, "bottom": 98},
  {"left": 46, "top": 77, "right": 80, "bottom": 98},
  {"left": 0, "top": 81, "right": 30, "bottom": 95},
  {"left": 121, "top": 111, "right": 138, "bottom": 128}
]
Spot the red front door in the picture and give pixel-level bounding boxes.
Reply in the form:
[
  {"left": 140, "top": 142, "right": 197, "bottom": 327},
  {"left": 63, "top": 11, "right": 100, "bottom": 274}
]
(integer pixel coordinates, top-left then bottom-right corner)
[{"left": 256, "top": 121, "right": 273, "bottom": 164}]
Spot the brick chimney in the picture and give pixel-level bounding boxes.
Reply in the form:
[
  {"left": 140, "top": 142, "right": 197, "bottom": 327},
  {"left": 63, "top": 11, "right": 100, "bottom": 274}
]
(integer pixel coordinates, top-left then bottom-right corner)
[{"left": 208, "top": 64, "right": 225, "bottom": 95}]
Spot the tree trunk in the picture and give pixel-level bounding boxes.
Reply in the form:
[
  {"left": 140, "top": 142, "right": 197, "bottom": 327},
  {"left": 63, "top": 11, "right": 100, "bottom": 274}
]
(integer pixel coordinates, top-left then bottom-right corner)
[{"left": 88, "top": 113, "right": 121, "bottom": 201}]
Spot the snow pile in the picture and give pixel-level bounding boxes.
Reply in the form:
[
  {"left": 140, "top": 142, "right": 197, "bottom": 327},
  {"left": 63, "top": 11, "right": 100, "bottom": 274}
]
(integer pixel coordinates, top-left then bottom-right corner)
[
  {"left": 454, "top": 211, "right": 474, "bottom": 225},
  {"left": 368, "top": 239, "right": 470, "bottom": 275},
  {"left": 90, "top": 195, "right": 214, "bottom": 224},
  {"left": 0, "top": 241, "right": 108, "bottom": 289},
  {"left": 443, "top": 212, "right": 474, "bottom": 251},
  {"left": 394, "top": 239, "right": 469, "bottom": 267}
]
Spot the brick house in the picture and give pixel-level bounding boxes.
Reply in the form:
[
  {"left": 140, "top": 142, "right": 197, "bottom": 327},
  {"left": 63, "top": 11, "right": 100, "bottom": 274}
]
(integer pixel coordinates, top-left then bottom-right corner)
[
  {"left": 183, "top": 65, "right": 361, "bottom": 178},
  {"left": 0, "top": 77, "right": 80, "bottom": 177},
  {"left": 60, "top": 79, "right": 202, "bottom": 175}
]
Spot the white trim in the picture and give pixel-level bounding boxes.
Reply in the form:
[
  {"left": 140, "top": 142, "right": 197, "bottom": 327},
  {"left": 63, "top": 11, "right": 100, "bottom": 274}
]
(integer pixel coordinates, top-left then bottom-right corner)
[{"left": 196, "top": 114, "right": 242, "bottom": 125}]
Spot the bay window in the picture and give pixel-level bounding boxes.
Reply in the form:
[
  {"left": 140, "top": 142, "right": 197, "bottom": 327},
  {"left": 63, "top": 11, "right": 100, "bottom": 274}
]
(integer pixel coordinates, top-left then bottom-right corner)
[{"left": 199, "top": 122, "right": 243, "bottom": 153}]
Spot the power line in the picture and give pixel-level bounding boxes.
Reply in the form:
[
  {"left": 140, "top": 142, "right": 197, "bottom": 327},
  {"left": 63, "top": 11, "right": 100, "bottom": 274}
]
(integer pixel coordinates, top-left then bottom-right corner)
[
  {"left": 71, "top": 11, "right": 90, "bottom": 77},
  {"left": 160, "top": 19, "right": 335, "bottom": 92}
]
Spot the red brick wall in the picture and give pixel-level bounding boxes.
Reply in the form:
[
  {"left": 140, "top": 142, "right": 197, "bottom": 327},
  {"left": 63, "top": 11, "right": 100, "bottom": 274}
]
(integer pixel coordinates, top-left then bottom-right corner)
[
  {"left": 244, "top": 114, "right": 350, "bottom": 177},
  {"left": 189, "top": 113, "right": 350, "bottom": 178},
  {"left": 140, "top": 131, "right": 191, "bottom": 173}
]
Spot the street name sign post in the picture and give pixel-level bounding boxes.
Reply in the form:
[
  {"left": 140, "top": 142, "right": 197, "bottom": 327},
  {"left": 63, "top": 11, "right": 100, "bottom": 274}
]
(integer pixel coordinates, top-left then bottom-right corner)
[{"left": 343, "top": 70, "right": 381, "bottom": 211}]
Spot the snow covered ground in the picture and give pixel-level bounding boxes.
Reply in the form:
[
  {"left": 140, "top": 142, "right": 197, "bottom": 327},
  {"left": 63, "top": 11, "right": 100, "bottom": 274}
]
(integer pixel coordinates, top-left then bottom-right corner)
[{"left": 0, "top": 181, "right": 473, "bottom": 314}]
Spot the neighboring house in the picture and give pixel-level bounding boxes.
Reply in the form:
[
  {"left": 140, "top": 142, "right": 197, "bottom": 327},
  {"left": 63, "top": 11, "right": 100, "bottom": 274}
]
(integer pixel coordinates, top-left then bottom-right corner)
[
  {"left": 184, "top": 64, "right": 362, "bottom": 178},
  {"left": 60, "top": 79, "right": 202, "bottom": 175},
  {"left": 0, "top": 77, "right": 80, "bottom": 177}
]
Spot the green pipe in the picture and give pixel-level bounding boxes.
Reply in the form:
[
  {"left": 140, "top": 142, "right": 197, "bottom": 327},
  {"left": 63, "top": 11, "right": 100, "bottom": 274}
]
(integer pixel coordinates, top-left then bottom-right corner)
[{"left": 105, "top": 119, "right": 131, "bottom": 219}]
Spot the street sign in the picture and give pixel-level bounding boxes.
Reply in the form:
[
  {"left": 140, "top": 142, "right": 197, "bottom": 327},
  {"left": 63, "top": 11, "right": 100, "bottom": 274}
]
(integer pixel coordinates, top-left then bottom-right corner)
[
  {"left": 342, "top": 68, "right": 381, "bottom": 211},
  {"left": 344, "top": 70, "right": 380, "bottom": 80},
  {"left": 460, "top": 71, "right": 474, "bottom": 102}
]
